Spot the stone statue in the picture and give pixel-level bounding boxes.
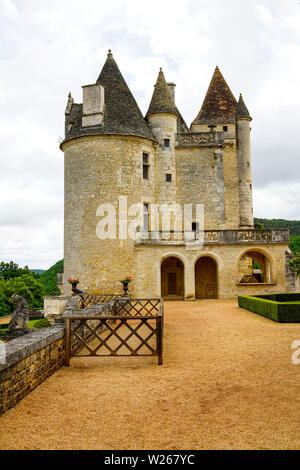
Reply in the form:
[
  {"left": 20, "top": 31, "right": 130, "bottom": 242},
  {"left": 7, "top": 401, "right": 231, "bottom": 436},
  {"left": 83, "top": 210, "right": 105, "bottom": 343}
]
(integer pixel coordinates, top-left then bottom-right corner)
[{"left": 8, "top": 294, "right": 30, "bottom": 332}]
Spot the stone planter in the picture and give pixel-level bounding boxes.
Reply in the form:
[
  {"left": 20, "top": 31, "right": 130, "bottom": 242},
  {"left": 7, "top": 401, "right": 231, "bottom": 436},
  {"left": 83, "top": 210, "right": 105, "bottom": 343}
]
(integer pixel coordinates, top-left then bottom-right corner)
[{"left": 122, "top": 282, "right": 129, "bottom": 295}]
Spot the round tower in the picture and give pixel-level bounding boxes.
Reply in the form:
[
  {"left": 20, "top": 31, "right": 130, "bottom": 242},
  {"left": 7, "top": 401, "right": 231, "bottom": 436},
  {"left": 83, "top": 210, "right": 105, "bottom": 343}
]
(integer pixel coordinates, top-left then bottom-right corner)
[
  {"left": 145, "top": 68, "right": 178, "bottom": 220},
  {"left": 60, "top": 51, "right": 156, "bottom": 295},
  {"left": 236, "top": 93, "right": 254, "bottom": 228}
]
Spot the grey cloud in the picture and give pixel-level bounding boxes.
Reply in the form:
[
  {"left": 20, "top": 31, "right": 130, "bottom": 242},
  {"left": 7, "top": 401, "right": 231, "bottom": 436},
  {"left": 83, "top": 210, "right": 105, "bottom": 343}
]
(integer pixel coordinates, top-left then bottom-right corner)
[{"left": 0, "top": 0, "right": 299, "bottom": 268}]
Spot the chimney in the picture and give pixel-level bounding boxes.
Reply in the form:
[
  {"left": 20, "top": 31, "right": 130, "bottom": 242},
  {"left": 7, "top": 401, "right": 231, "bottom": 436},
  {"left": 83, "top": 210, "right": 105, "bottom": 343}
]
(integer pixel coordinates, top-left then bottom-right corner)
[
  {"left": 82, "top": 83, "right": 105, "bottom": 127},
  {"left": 167, "top": 82, "right": 176, "bottom": 103}
]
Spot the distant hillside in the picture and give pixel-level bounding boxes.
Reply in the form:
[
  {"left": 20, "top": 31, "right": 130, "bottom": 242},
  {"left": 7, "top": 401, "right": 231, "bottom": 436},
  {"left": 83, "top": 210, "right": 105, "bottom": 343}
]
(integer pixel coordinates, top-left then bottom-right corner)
[
  {"left": 30, "top": 269, "right": 45, "bottom": 275},
  {"left": 40, "top": 260, "right": 64, "bottom": 296},
  {"left": 254, "top": 218, "right": 300, "bottom": 236}
]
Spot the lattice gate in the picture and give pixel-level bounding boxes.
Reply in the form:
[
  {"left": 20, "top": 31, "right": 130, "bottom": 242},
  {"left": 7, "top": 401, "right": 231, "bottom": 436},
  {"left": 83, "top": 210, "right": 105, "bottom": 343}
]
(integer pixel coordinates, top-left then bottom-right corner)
[{"left": 64, "top": 299, "right": 164, "bottom": 366}]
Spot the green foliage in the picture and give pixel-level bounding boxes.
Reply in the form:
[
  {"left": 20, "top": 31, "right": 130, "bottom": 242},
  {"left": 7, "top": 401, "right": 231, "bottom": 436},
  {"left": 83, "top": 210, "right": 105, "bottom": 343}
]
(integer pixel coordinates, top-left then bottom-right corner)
[
  {"left": 0, "top": 261, "right": 40, "bottom": 281},
  {"left": 254, "top": 218, "right": 300, "bottom": 236},
  {"left": 289, "top": 252, "right": 300, "bottom": 276},
  {"left": 238, "top": 294, "right": 300, "bottom": 323},
  {"left": 254, "top": 221, "right": 265, "bottom": 230},
  {"left": 290, "top": 235, "right": 300, "bottom": 255},
  {"left": 40, "top": 260, "right": 64, "bottom": 296},
  {"left": 0, "top": 274, "right": 45, "bottom": 316},
  {"left": 33, "top": 318, "right": 51, "bottom": 329},
  {"left": 254, "top": 219, "right": 300, "bottom": 260}
]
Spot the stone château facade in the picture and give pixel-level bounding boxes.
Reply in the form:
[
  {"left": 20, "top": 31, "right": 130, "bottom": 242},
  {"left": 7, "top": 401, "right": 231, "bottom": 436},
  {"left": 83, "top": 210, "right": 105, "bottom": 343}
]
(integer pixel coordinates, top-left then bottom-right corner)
[{"left": 60, "top": 50, "right": 296, "bottom": 299}]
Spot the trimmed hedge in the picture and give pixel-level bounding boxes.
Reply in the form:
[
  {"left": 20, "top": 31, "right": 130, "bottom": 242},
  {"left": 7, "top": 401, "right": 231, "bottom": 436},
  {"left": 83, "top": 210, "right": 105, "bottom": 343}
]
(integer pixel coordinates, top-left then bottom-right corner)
[
  {"left": 255, "top": 293, "right": 300, "bottom": 302},
  {"left": 238, "top": 294, "right": 300, "bottom": 323}
]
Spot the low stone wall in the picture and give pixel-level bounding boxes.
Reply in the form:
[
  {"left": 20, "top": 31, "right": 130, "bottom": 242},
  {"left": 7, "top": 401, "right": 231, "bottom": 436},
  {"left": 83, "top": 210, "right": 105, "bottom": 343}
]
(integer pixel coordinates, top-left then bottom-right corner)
[
  {"left": 0, "top": 325, "right": 65, "bottom": 416},
  {"left": 44, "top": 296, "right": 70, "bottom": 316},
  {"left": 0, "top": 301, "right": 115, "bottom": 417}
]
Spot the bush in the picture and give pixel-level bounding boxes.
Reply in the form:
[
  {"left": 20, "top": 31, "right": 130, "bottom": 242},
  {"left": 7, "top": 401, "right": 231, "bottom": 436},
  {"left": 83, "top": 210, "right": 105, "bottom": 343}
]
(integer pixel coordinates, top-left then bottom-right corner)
[
  {"left": 238, "top": 294, "right": 300, "bottom": 323},
  {"left": 238, "top": 296, "right": 279, "bottom": 321},
  {"left": 33, "top": 318, "right": 51, "bottom": 329}
]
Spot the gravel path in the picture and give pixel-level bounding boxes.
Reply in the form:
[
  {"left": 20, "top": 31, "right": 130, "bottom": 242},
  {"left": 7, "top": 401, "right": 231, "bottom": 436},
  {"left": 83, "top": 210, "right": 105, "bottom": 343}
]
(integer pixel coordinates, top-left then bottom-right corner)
[{"left": 0, "top": 300, "right": 299, "bottom": 450}]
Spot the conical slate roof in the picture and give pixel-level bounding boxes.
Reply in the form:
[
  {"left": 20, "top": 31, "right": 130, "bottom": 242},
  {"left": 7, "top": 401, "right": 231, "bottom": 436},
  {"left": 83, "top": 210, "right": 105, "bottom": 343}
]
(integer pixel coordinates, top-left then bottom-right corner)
[
  {"left": 192, "top": 66, "right": 237, "bottom": 125},
  {"left": 146, "top": 69, "right": 179, "bottom": 118},
  {"left": 65, "top": 50, "right": 155, "bottom": 142},
  {"left": 236, "top": 93, "right": 251, "bottom": 119},
  {"left": 94, "top": 51, "right": 155, "bottom": 140}
]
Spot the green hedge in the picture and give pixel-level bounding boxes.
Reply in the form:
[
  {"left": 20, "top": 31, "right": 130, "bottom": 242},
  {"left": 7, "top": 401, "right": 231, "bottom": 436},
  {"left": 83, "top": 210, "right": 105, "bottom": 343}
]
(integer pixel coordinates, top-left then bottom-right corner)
[
  {"left": 255, "top": 293, "right": 300, "bottom": 302},
  {"left": 238, "top": 295, "right": 300, "bottom": 323}
]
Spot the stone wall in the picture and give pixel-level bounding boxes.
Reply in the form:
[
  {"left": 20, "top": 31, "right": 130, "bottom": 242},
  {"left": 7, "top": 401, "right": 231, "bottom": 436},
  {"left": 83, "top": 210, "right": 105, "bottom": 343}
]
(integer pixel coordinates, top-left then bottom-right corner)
[
  {"left": 44, "top": 296, "right": 69, "bottom": 316},
  {"left": 176, "top": 145, "right": 225, "bottom": 230},
  {"left": 0, "top": 325, "right": 65, "bottom": 416},
  {"left": 0, "top": 301, "right": 115, "bottom": 416},
  {"left": 134, "top": 242, "right": 291, "bottom": 300},
  {"left": 62, "top": 134, "right": 156, "bottom": 295}
]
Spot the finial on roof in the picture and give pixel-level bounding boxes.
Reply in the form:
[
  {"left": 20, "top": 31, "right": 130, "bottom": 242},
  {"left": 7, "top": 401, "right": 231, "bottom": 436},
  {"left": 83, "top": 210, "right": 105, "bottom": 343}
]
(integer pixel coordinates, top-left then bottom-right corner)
[
  {"left": 65, "top": 92, "right": 74, "bottom": 115},
  {"left": 107, "top": 49, "right": 113, "bottom": 57}
]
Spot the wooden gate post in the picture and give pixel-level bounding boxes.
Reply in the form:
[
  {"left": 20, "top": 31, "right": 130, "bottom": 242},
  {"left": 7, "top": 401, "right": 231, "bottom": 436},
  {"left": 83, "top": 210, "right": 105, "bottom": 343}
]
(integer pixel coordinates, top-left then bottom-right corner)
[
  {"left": 157, "top": 315, "right": 163, "bottom": 365},
  {"left": 65, "top": 318, "right": 71, "bottom": 366}
]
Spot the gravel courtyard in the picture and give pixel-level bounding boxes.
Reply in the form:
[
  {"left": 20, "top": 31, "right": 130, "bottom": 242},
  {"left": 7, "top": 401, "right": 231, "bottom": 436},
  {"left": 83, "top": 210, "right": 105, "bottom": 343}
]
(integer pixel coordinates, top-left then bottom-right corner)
[{"left": 0, "top": 300, "right": 299, "bottom": 450}]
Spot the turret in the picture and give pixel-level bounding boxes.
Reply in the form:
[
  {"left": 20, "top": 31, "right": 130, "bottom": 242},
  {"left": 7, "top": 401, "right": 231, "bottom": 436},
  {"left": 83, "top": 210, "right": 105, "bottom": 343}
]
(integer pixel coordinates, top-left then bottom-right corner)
[
  {"left": 236, "top": 93, "right": 254, "bottom": 228},
  {"left": 146, "top": 69, "right": 178, "bottom": 207}
]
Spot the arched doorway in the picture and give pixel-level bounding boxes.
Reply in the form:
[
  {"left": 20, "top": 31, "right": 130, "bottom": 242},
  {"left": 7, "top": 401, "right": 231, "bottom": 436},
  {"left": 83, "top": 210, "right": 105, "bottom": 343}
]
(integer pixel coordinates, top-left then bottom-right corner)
[
  {"left": 161, "top": 257, "right": 184, "bottom": 299},
  {"left": 195, "top": 257, "right": 218, "bottom": 299},
  {"left": 238, "top": 250, "right": 272, "bottom": 284}
]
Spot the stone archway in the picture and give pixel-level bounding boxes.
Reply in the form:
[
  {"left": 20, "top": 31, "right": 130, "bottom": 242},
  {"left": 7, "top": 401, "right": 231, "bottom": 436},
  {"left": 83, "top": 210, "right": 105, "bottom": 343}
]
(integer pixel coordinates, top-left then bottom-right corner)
[
  {"left": 238, "top": 250, "right": 272, "bottom": 284},
  {"left": 161, "top": 257, "right": 184, "bottom": 299},
  {"left": 195, "top": 257, "right": 218, "bottom": 299}
]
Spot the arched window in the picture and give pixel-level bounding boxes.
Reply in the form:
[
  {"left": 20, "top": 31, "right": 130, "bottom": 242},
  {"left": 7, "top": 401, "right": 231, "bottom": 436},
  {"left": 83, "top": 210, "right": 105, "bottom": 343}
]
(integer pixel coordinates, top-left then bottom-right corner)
[{"left": 238, "top": 250, "right": 272, "bottom": 284}]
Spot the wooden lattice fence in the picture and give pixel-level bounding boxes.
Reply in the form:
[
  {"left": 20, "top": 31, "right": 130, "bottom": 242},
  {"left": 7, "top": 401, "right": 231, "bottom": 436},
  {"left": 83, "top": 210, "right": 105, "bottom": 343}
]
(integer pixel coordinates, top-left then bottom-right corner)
[{"left": 64, "top": 298, "right": 164, "bottom": 366}]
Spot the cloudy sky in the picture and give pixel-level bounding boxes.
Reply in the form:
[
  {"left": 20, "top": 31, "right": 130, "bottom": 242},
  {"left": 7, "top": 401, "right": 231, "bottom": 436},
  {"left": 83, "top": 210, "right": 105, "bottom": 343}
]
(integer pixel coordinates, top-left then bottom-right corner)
[{"left": 0, "top": 0, "right": 300, "bottom": 269}]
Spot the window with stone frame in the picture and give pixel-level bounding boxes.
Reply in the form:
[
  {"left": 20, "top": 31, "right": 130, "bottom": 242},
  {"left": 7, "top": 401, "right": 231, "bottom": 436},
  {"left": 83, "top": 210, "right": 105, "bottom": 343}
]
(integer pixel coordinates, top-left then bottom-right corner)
[
  {"left": 143, "top": 203, "right": 149, "bottom": 231},
  {"left": 142, "top": 152, "right": 149, "bottom": 179}
]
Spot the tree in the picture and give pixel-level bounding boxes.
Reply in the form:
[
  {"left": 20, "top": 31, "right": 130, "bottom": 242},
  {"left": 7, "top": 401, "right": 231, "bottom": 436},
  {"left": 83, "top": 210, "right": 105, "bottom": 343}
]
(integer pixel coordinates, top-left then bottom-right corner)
[
  {"left": 290, "top": 235, "right": 300, "bottom": 256},
  {"left": 40, "top": 260, "right": 64, "bottom": 296},
  {"left": 0, "top": 269, "right": 45, "bottom": 316},
  {"left": 0, "top": 261, "right": 40, "bottom": 280},
  {"left": 254, "top": 221, "right": 265, "bottom": 230},
  {"left": 289, "top": 253, "right": 300, "bottom": 277}
]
